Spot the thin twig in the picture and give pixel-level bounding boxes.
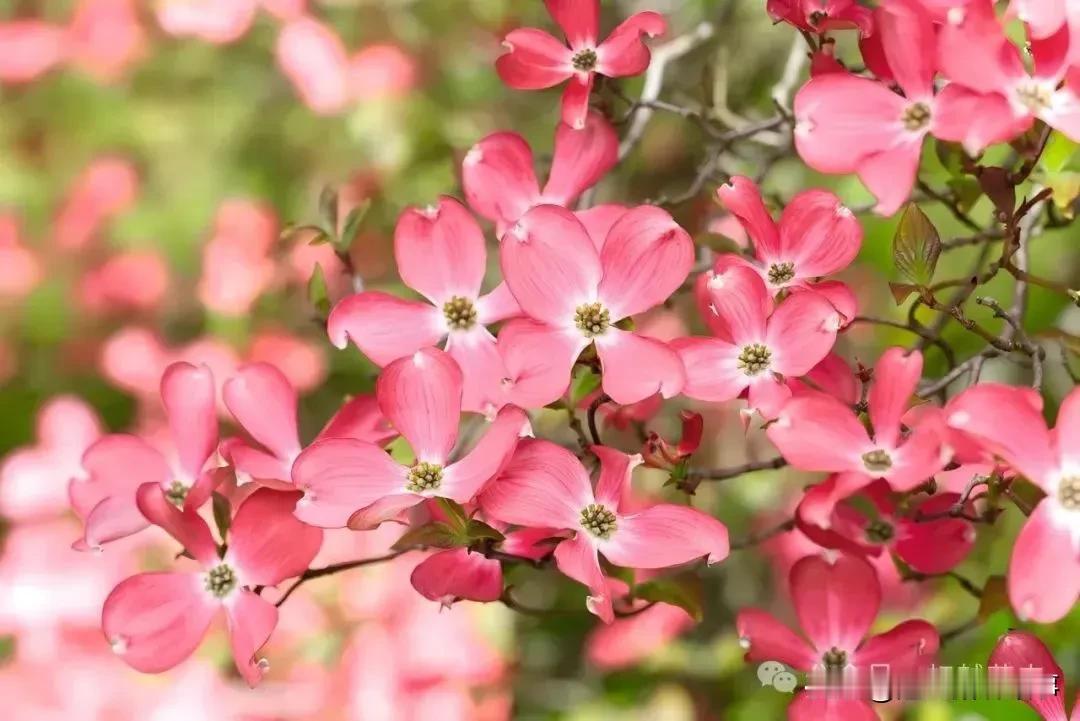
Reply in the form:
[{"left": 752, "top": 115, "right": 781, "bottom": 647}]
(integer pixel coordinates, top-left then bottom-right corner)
[{"left": 274, "top": 551, "right": 407, "bottom": 607}]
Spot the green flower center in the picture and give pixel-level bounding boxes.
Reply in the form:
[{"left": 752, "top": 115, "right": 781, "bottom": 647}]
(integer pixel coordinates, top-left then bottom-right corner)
[
  {"left": 165, "top": 480, "right": 189, "bottom": 508},
  {"left": 861, "top": 449, "right": 893, "bottom": 474},
  {"left": 737, "top": 344, "right": 772, "bottom": 376},
  {"left": 767, "top": 262, "right": 796, "bottom": 285},
  {"left": 572, "top": 49, "right": 597, "bottom": 72},
  {"left": 865, "top": 519, "right": 895, "bottom": 544},
  {"left": 901, "top": 102, "right": 932, "bottom": 131},
  {"left": 1059, "top": 476, "right": 1080, "bottom": 510},
  {"left": 580, "top": 503, "right": 617, "bottom": 540},
  {"left": 406, "top": 461, "right": 443, "bottom": 493},
  {"left": 823, "top": 646, "right": 847, "bottom": 670},
  {"left": 574, "top": 302, "right": 610, "bottom": 338},
  {"left": 205, "top": 564, "right": 237, "bottom": 598},
  {"left": 443, "top": 295, "right": 478, "bottom": 331}
]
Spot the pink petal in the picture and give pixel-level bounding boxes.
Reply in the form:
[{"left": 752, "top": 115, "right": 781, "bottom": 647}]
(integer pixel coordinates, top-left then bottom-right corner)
[
  {"left": 1055, "top": 386, "right": 1080, "bottom": 469},
  {"left": 586, "top": 603, "right": 694, "bottom": 670},
  {"left": 895, "top": 495, "right": 974, "bottom": 574},
  {"left": 462, "top": 131, "right": 540, "bottom": 229},
  {"left": 766, "top": 290, "right": 840, "bottom": 377},
  {"left": 932, "top": 84, "right": 1030, "bottom": 155},
  {"left": 854, "top": 619, "right": 939, "bottom": 670},
  {"left": 885, "top": 418, "right": 948, "bottom": 490},
  {"left": 946, "top": 384, "right": 1056, "bottom": 487},
  {"left": 595, "top": 329, "right": 685, "bottom": 405},
  {"left": 223, "top": 442, "right": 292, "bottom": 486},
  {"left": 937, "top": 3, "right": 1026, "bottom": 95},
  {"left": 498, "top": 319, "right": 588, "bottom": 408},
  {"left": 600, "top": 503, "right": 729, "bottom": 568},
  {"left": 224, "top": 589, "right": 278, "bottom": 687},
  {"left": 716, "top": 176, "right": 781, "bottom": 261},
  {"left": 73, "top": 495, "right": 150, "bottom": 552},
  {"left": 71, "top": 434, "right": 168, "bottom": 521},
  {"left": 791, "top": 554, "right": 880, "bottom": 653},
  {"left": 670, "top": 336, "right": 746, "bottom": 403},
  {"left": 394, "top": 197, "right": 486, "bottom": 304},
  {"left": 795, "top": 352, "right": 859, "bottom": 405},
  {"left": 160, "top": 362, "right": 218, "bottom": 481},
  {"left": 788, "top": 694, "right": 879, "bottom": 721},
  {"left": 554, "top": 534, "right": 613, "bottom": 623},
  {"left": 445, "top": 327, "right": 512, "bottom": 414},
  {"left": 542, "top": 111, "right": 618, "bottom": 207},
  {"left": 560, "top": 72, "right": 593, "bottom": 129},
  {"left": 768, "top": 393, "right": 870, "bottom": 473},
  {"left": 703, "top": 261, "right": 772, "bottom": 344},
  {"left": 0, "top": 21, "right": 66, "bottom": 84},
  {"left": 575, "top": 203, "right": 627, "bottom": 250},
  {"left": 855, "top": 139, "right": 924, "bottom": 216},
  {"left": 501, "top": 204, "right": 600, "bottom": 325},
  {"left": 1008, "top": 503, "right": 1080, "bottom": 623},
  {"left": 476, "top": 281, "right": 522, "bottom": 325},
  {"left": 803, "top": 280, "right": 857, "bottom": 327},
  {"left": 275, "top": 17, "right": 351, "bottom": 114},
  {"left": 779, "top": 190, "right": 861, "bottom": 278},
  {"left": 593, "top": 445, "right": 639, "bottom": 509},
  {"left": 545, "top": 0, "right": 599, "bottom": 49},
  {"left": 316, "top": 394, "right": 396, "bottom": 445},
  {"left": 479, "top": 439, "right": 590, "bottom": 530},
  {"left": 226, "top": 489, "right": 322, "bottom": 586},
  {"left": 595, "top": 11, "right": 667, "bottom": 77},
  {"left": 442, "top": 405, "right": 531, "bottom": 502},
  {"left": 868, "top": 347, "right": 922, "bottom": 448},
  {"left": 326, "top": 291, "right": 444, "bottom": 365},
  {"left": 990, "top": 630, "right": 1069, "bottom": 721},
  {"left": 136, "top": 482, "right": 219, "bottom": 566},
  {"left": 877, "top": 0, "right": 937, "bottom": 99},
  {"left": 102, "top": 572, "right": 217, "bottom": 674},
  {"left": 495, "top": 28, "right": 572, "bottom": 89},
  {"left": 735, "top": 608, "right": 818, "bottom": 670},
  {"left": 747, "top": 375, "right": 793, "bottom": 420},
  {"left": 223, "top": 363, "right": 301, "bottom": 465},
  {"left": 410, "top": 548, "right": 503, "bottom": 606},
  {"left": 347, "top": 493, "right": 424, "bottom": 530},
  {"left": 596, "top": 205, "right": 694, "bottom": 320},
  {"left": 291, "top": 439, "right": 408, "bottom": 528},
  {"left": 376, "top": 347, "right": 463, "bottom": 463}
]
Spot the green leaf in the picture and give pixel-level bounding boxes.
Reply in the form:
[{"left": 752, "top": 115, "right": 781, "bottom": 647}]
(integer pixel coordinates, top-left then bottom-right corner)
[
  {"left": 436, "top": 497, "right": 470, "bottom": 534},
  {"left": 212, "top": 492, "right": 232, "bottom": 541},
  {"left": 978, "top": 575, "right": 1009, "bottom": 621},
  {"left": 634, "top": 573, "right": 704, "bottom": 622},
  {"left": 945, "top": 177, "right": 982, "bottom": 213},
  {"left": 307, "top": 263, "right": 330, "bottom": 316},
  {"left": 463, "top": 519, "right": 505, "bottom": 545},
  {"left": 336, "top": 199, "right": 371, "bottom": 253},
  {"left": 318, "top": 186, "right": 339, "bottom": 232},
  {"left": 1041, "top": 132, "right": 1080, "bottom": 173},
  {"left": 892, "top": 203, "right": 941, "bottom": 286},
  {"left": 568, "top": 365, "right": 601, "bottom": 406},
  {"left": 889, "top": 281, "right": 920, "bottom": 306},
  {"left": 392, "top": 522, "right": 459, "bottom": 551}
]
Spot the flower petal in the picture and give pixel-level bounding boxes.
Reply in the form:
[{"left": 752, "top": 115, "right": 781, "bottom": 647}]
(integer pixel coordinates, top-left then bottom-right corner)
[
  {"left": 854, "top": 619, "right": 939, "bottom": 670},
  {"left": 586, "top": 603, "right": 695, "bottom": 670},
  {"left": 886, "top": 417, "right": 947, "bottom": 490},
  {"left": 73, "top": 495, "right": 150, "bottom": 552},
  {"left": 346, "top": 493, "right": 424, "bottom": 530},
  {"left": 376, "top": 347, "right": 463, "bottom": 464},
  {"left": 445, "top": 327, "right": 512, "bottom": 414},
  {"left": 410, "top": 548, "right": 503, "bottom": 606},
  {"left": 102, "top": 572, "right": 217, "bottom": 674},
  {"left": 223, "top": 363, "right": 301, "bottom": 464},
  {"left": 542, "top": 111, "right": 618, "bottom": 207},
  {"left": 160, "top": 362, "right": 218, "bottom": 481},
  {"left": 316, "top": 394, "right": 396, "bottom": 445},
  {"left": 595, "top": 329, "right": 685, "bottom": 405},
  {"left": 1008, "top": 502, "right": 1080, "bottom": 623},
  {"left": 1054, "top": 386, "right": 1080, "bottom": 470},
  {"left": 394, "top": 197, "right": 487, "bottom": 304},
  {"left": 479, "top": 438, "right": 590, "bottom": 530},
  {"left": 226, "top": 489, "right": 322, "bottom": 587},
  {"left": 855, "top": 138, "right": 924, "bottom": 216},
  {"left": 788, "top": 694, "right": 880, "bottom": 721},
  {"left": 592, "top": 445, "right": 640, "bottom": 510},
  {"left": 791, "top": 554, "right": 880, "bottom": 653},
  {"left": 475, "top": 281, "right": 522, "bottom": 325},
  {"left": 325, "top": 291, "right": 444, "bottom": 365},
  {"left": 442, "top": 405, "right": 531, "bottom": 502},
  {"left": 767, "top": 392, "right": 870, "bottom": 473},
  {"left": 990, "top": 630, "right": 1069, "bottom": 721},
  {"left": 501, "top": 204, "right": 600, "bottom": 325},
  {"left": 735, "top": 608, "right": 818, "bottom": 670},
  {"left": 560, "top": 72, "right": 593, "bottom": 129},
  {"left": 779, "top": 190, "right": 862, "bottom": 278},
  {"left": 72, "top": 434, "right": 168, "bottom": 521},
  {"left": 895, "top": 494, "right": 974, "bottom": 575},
  {"left": 496, "top": 28, "right": 572, "bottom": 89},
  {"left": 576, "top": 203, "right": 627, "bottom": 250},
  {"left": 716, "top": 176, "right": 781, "bottom": 261},
  {"left": 597, "top": 205, "right": 693, "bottom": 320},
  {"left": 869, "top": 348, "right": 923, "bottom": 449},
  {"left": 545, "top": 0, "right": 598, "bottom": 49},
  {"left": 600, "top": 503, "right": 729, "bottom": 568},
  {"left": 136, "top": 482, "right": 218, "bottom": 566},
  {"left": 554, "top": 534, "right": 613, "bottom": 623},
  {"left": 703, "top": 262, "right": 771, "bottom": 344},
  {"left": 462, "top": 131, "right": 540, "bottom": 229},
  {"left": 498, "top": 319, "right": 588, "bottom": 408},
  {"left": 765, "top": 291, "right": 839, "bottom": 377},
  {"left": 291, "top": 439, "right": 408, "bottom": 528},
  {"left": 224, "top": 589, "right": 278, "bottom": 687},
  {"left": 669, "top": 336, "right": 746, "bottom": 403},
  {"left": 595, "top": 11, "right": 667, "bottom": 77}
]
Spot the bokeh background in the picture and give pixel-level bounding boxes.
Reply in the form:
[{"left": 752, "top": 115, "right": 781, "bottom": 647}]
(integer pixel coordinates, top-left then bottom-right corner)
[{"left": 2, "top": 1, "right": 1079, "bottom": 719}]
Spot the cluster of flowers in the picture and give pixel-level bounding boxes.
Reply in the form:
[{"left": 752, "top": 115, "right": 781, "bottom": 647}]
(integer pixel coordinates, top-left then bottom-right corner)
[
  {"left": 784, "top": 0, "right": 1080, "bottom": 214},
  {"left": 0, "top": 0, "right": 416, "bottom": 113}
]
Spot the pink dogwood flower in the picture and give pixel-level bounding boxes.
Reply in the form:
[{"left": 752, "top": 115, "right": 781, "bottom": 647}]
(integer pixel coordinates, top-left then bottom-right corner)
[
  {"left": 222, "top": 362, "right": 395, "bottom": 487},
  {"left": 70, "top": 362, "right": 220, "bottom": 551},
  {"left": 945, "top": 383, "right": 1080, "bottom": 622},
  {"left": 102, "top": 485, "right": 322, "bottom": 686},
  {"left": 498, "top": 203, "right": 692, "bottom": 407},
  {"left": 737, "top": 553, "right": 938, "bottom": 721},
  {"left": 989, "top": 630, "right": 1074, "bottom": 721},
  {"left": 673, "top": 263, "right": 841, "bottom": 418},
  {"left": 767, "top": 347, "right": 947, "bottom": 492},
  {"left": 291, "top": 347, "right": 531, "bottom": 530},
  {"left": 156, "top": 0, "right": 258, "bottom": 44},
  {"left": 275, "top": 16, "right": 352, "bottom": 115},
  {"left": 0, "top": 21, "right": 66, "bottom": 84},
  {"left": 327, "top": 196, "right": 521, "bottom": 414},
  {"left": 462, "top": 110, "right": 617, "bottom": 235},
  {"left": 496, "top": 0, "right": 666, "bottom": 129},
  {"left": 479, "top": 441, "right": 728, "bottom": 623},
  {"left": 54, "top": 156, "right": 139, "bottom": 250},
  {"left": 715, "top": 175, "right": 862, "bottom": 293},
  {"left": 767, "top": 0, "right": 874, "bottom": 36}
]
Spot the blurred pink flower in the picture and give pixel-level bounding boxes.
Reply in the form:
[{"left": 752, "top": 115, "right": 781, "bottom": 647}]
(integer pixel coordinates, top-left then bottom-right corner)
[
  {"left": 198, "top": 200, "right": 279, "bottom": 316},
  {"left": 0, "top": 21, "right": 67, "bottom": 84},
  {"left": 54, "top": 157, "right": 140, "bottom": 250},
  {"left": 78, "top": 250, "right": 170, "bottom": 314},
  {"left": 0, "top": 395, "right": 103, "bottom": 521},
  {"left": 247, "top": 329, "right": 327, "bottom": 392},
  {"left": 276, "top": 16, "right": 352, "bottom": 115},
  {"left": 350, "top": 43, "right": 418, "bottom": 101},
  {"left": 260, "top": 0, "right": 307, "bottom": 21},
  {"left": 0, "top": 215, "right": 41, "bottom": 299},
  {"left": 288, "top": 237, "right": 353, "bottom": 301},
  {"left": 156, "top": 0, "right": 259, "bottom": 44},
  {"left": 67, "top": 0, "right": 146, "bottom": 82},
  {"left": 586, "top": 602, "right": 694, "bottom": 670}
]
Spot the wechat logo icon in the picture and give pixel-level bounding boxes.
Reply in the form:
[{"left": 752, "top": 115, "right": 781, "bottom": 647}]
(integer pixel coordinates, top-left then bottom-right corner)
[{"left": 758, "top": 660, "right": 798, "bottom": 693}]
